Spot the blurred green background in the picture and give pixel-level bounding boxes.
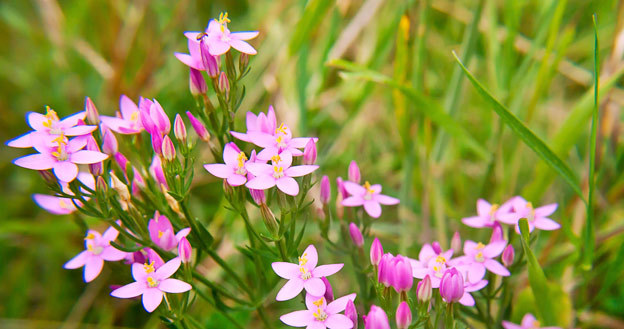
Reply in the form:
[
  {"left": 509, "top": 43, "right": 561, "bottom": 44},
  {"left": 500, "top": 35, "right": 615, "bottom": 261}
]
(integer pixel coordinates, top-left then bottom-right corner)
[{"left": 1, "top": 0, "right": 623, "bottom": 328}]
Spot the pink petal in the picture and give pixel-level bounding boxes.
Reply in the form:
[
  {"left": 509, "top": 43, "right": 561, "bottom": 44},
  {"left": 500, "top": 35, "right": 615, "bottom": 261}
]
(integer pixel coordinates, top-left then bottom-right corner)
[
  {"left": 27, "top": 112, "right": 48, "bottom": 130},
  {"left": 7, "top": 132, "right": 33, "bottom": 148},
  {"left": 418, "top": 244, "right": 436, "bottom": 263},
  {"left": 363, "top": 200, "right": 382, "bottom": 218},
  {"left": 64, "top": 125, "right": 97, "bottom": 136},
  {"left": 120, "top": 95, "right": 139, "bottom": 119},
  {"left": 229, "top": 39, "right": 257, "bottom": 55},
  {"left": 246, "top": 176, "right": 276, "bottom": 190},
  {"left": 276, "top": 278, "right": 304, "bottom": 301},
  {"left": 158, "top": 278, "right": 192, "bottom": 293},
  {"left": 272, "top": 262, "right": 300, "bottom": 279},
  {"left": 326, "top": 293, "right": 357, "bottom": 314},
  {"left": 463, "top": 240, "right": 478, "bottom": 254},
  {"left": 342, "top": 196, "right": 364, "bottom": 207},
  {"left": 230, "top": 131, "right": 250, "bottom": 142},
  {"left": 64, "top": 250, "right": 88, "bottom": 269},
  {"left": 305, "top": 293, "right": 327, "bottom": 311},
  {"left": 71, "top": 150, "right": 109, "bottom": 164},
  {"left": 246, "top": 163, "right": 273, "bottom": 176},
  {"left": 227, "top": 174, "right": 247, "bottom": 186},
  {"left": 175, "top": 228, "right": 191, "bottom": 241},
  {"left": 14, "top": 153, "right": 55, "bottom": 170},
  {"left": 483, "top": 241, "right": 507, "bottom": 258},
  {"left": 142, "top": 288, "right": 164, "bottom": 312},
  {"left": 231, "top": 31, "right": 259, "bottom": 40},
  {"left": 476, "top": 199, "right": 492, "bottom": 216},
  {"left": 155, "top": 257, "right": 181, "bottom": 280},
  {"left": 464, "top": 279, "right": 488, "bottom": 292},
  {"left": 534, "top": 217, "right": 561, "bottom": 231},
  {"left": 313, "top": 264, "right": 344, "bottom": 278},
  {"left": 276, "top": 177, "right": 300, "bottom": 196},
  {"left": 111, "top": 282, "right": 145, "bottom": 298},
  {"left": 307, "top": 322, "right": 326, "bottom": 329},
  {"left": 369, "top": 184, "right": 382, "bottom": 194},
  {"left": 175, "top": 52, "right": 202, "bottom": 70},
  {"left": 84, "top": 256, "right": 104, "bottom": 282},
  {"left": 101, "top": 246, "right": 127, "bottom": 261},
  {"left": 256, "top": 147, "right": 279, "bottom": 161},
  {"left": 100, "top": 116, "right": 129, "bottom": 133},
  {"left": 466, "top": 263, "right": 486, "bottom": 283},
  {"left": 33, "top": 194, "right": 75, "bottom": 215},
  {"left": 521, "top": 314, "right": 538, "bottom": 328},
  {"left": 59, "top": 111, "right": 86, "bottom": 127},
  {"left": 132, "top": 263, "right": 148, "bottom": 282},
  {"left": 343, "top": 181, "right": 365, "bottom": 196},
  {"left": 280, "top": 310, "right": 313, "bottom": 327},
  {"left": 461, "top": 216, "right": 487, "bottom": 228},
  {"left": 204, "top": 163, "right": 233, "bottom": 179},
  {"left": 375, "top": 194, "right": 400, "bottom": 205},
  {"left": 302, "top": 245, "right": 318, "bottom": 269},
  {"left": 484, "top": 259, "right": 510, "bottom": 276},
  {"left": 325, "top": 314, "right": 354, "bottom": 329},
  {"left": 208, "top": 40, "right": 231, "bottom": 56},
  {"left": 411, "top": 267, "right": 429, "bottom": 279},
  {"left": 53, "top": 161, "right": 79, "bottom": 182},
  {"left": 501, "top": 322, "right": 524, "bottom": 329},
  {"left": 458, "top": 292, "right": 475, "bottom": 306},
  {"left": 285, "top": 165, "right": 318, "bottom": 177},
  {"left": 535, "top": 203, "right": 558, "bottom": 217},
  {"left": 223, "top": 143, "right": 241, "bottom": 165},
  {"left": 303, "top": 277, "right": 325, "bottom": 296},
  {"left": 289, "top": 137, "right": 312, "bottom": 149}
]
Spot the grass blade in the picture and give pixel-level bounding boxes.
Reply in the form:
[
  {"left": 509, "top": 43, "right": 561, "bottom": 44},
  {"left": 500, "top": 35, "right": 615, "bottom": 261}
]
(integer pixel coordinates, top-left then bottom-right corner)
[{"left": 453, "top": 52, "right": 585, "bottom": 201}]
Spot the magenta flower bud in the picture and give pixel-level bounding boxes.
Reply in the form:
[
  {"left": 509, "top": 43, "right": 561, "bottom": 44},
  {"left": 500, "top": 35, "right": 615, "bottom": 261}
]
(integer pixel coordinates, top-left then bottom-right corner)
[
  {"left": 84, "top": 96, "right": 100, "bottom": 125},
  {"left": 200, "top": 38, "right": 219, "bottom": 78},
  {"left": 431, "top": 241, "right": 442, "bottom": 254},
  {"left": 114, "top": 152, "right": 129, "bottom": 172},
  {"left": 364, "top": 305, "right": 390, "bottom": 329},
  {"left": 391, "top": 255, "right": 413, "bottom": 293},
  {"left": 148, "top": 213, "right": 177, "bottom": 251},
  {"left": 127, "top": 250, "right": 146, "bottom": 265},
  {"left": 377, "top": 253, "right": 395, "bottom": 287},
  {"left": 140, "top": 106, "right": 157, "bottom": 135},
  {"left": 162, "top": 135, "right": 176, "bottom": 162},
  {"left": 348, "top": 222, "right": 364, "bottom": 247},
  {"left": 439, "top": 268, "right": 464, "bottom": 303},
  {"left": 174, "top": 114, "right": 187, "bottom": 143},
  {"left": 395, "top": 301, "right": 412, "bottom": 329},
  {"left": 219, "top": 72, "right": 230, "bottom": 98},
  {"left": 186, "top": 111, "right": 210, "bottom": 142},
  {"left": 151, "top": 133, "right": 163, "bottom": 157},
  {"left": 86, "top": 136, "right": 103, "bottom": 176},
  {"left": 320, "top": 175, "right": 331, "bottom": 205},
  {"left": 345, "top": 299, "right": 358, "bottom": 329},
  {"left": 151, "top": 100, "right": 171, "bottom": 135},
  {"left": 101, "top": 127, "right": 118, "bottom": 155},
  {"left": 348, "top": 160, "right": 361, "bottom": 183},
  {"left": 303, "top": 139, "right": 317, "bottom": 165},
  {"left": 502, "top": 244, "right": 515, "bottom": 267},
  {"left": 417, "top": 275, "right": 432, "bottom": 303},
  {"left": 189, "top": 68, "right": 207, "bottom": 96},
  {"left": 320, "top": 276, "right": 334, "bottom": 303},
  {"left": 178, "top": 236, "right": 192, "bottom": 263},
  {"left": 336, "top": 177, "right": 349, "bottom": 199},
  {"left": 250, "top": 188, "right": 266, "bottom": 205},
  {"left": 451, "top": 231, "right": 461, "bottom": 253},
  {"left": 490, "top": 222, "right": 504, "bottom": 243},
  {"left": 145, "top": 248, "right": 164, "bottom": 269},
  {"left": 370, "top": 237, "right": 383, "bottom": 267}
]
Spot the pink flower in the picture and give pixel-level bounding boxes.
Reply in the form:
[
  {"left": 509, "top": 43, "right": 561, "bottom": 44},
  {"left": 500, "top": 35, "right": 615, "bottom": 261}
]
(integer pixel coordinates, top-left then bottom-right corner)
[
  {"left": 363, "top": 305, "right": 390, "bottom": 329},
  {"left": 175, "top": 34, "right": 218, "bottom": 72},
  {"left": 111, "top": 257, "right": 192, "bottom": 313},
  {"left": 230, "top": 106, "right": 277, "bottom": 142},
  {"left": 499, "top": 197, "right": 560, "bottom": 233},
  {"left": 7, "top": 107, "right": 97, "bottom": 148},
  {"left": 502, "top": 313, "right": 561, "bottom": 329},
  {"left": 33, "top": 194, "right": 77, "bottom": 214},
  {"left": 249, "top": 122, "right": 314, "bottom": 161},
  {"left": 194, "top": 13, "right": 259, "bottom": 56},
  {"left": 280, "top": 293, "right": 356, "bottom": 329},
  {"left": 64, "top": 226, "right": 127, "bottom": 282},
  {"left": 271, "top": 244, "right": 344, "bottom": 301},
  {"left": 411, "top": 248, "right": 454, "bottom": 288},
  {"left": 204, "top": 142, "right": 253, "bottom": 186},
  {"left": 14, "top": 135, "right": 108, "bottom": 182},
  {"left": 100, "top": 95, "right": 144, "bottom": 134},
  {"left": 139, "top": 98, "right": 170, "bottom": 136},
  {"left": 451, "top": 240, "right": 509, "bottom": 282},
  {"left": 461, "top": 198, "right": 516, "bottom": 228},
  {"left": 148, "top": 212, "right": 191, "bottom": 251},
  {"left": 341, "top": 181, "right": 399, "bottom": 218},
  {"left": 246, "top": 152, "right": 318, "bottom": 196}
]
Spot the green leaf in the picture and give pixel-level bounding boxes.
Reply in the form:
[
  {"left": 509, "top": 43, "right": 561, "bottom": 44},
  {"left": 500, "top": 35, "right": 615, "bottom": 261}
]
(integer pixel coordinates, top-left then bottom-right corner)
[
  {"left": 328, "top": 59, "right": 490, "bottom": 160},
  {"left": 518, "top": 219, "right": 557, "bottom": 326},
  {"left": 453, "top": 53, "right": 585, "bottom": 200}
]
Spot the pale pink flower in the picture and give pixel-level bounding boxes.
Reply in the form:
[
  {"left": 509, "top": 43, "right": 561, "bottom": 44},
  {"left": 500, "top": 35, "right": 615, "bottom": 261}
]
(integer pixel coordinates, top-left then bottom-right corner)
[
  {"left": 342, "top": 181, "right": 399, "bottom": 218},
  {"left": 246, "top": 152, "right": 318, "bottom": 196},
  {"left": 193, "top": 13, "right": 259, "bottom": 56},
  {"left": 411, "top": 248, "right": 455, "bottom": 288},
  {"left": 249, "top": 122, "right": 314, "bottom": 161},
  {"left": 64, "top": 226, "right": 127, "bottom": 282},
  {"left": 148, "top": 212, "right": 191, "bottom": 251},
  {"left": 204, "top": 142, "right": 252, "bottom": 186},
  {"left": 100, "top": 95, "right": 144, "bottom": 134},
  {"left": 280, "top": 293, "right": 356, "bottom": 329},
  {"left": 450, "top": 240, "right": 509, "bottom": 283},
  {"left": 461, "top": 198, "right": 516, "bottom": 228},
  {"left": 499, "top": 197, "right": 560, "bottom": 233}
]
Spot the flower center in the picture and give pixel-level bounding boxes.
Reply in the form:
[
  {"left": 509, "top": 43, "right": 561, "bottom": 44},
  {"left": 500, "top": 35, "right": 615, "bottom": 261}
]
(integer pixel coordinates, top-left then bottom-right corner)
[
  {"left": 130, "top": 111, "right": 139, "bottom": 122},
  {"left": 143, "top": 261, "right": 155, "bottom": 274},
  {"left": 275, "top": 123, "right": 288, "bottom": 135},
  {"left": 235, "top": 151, "right": 248, "bottom": 175},
  {"left": 312, "top": 299, "right": 328, "bottom": 321},
  {"left": 299, "top": 266, "right": 312, "bottom": 280},
  {"left": 272, "top": 166, "right": 284, "bottom": 179},
  {"left": 435, "top": 255, "right": 447, "bottom": 263},
  {"left": 433, "top": 256, "right": 447, "bottom": 278},
  {"left": 526, "top": 202, "right": 535, "bottom": 222},
  {"left": 363, "top": 181, "right": 375, "bottom": 200},
  {"left": 51, "top": 135, "right": 69, "bottom": 161},
  {"left": 42, "top": 106, "right": 60, "bottom": 129},
  {"left": 147, "top": 276, "right": 159, "bottom": 288},
  {"left": 217, "top": 12, "right": 231, "bottom": 33},
  {"left": 475, "top": 251, "right": 485, "bottom": 262},
  {"left": 489, "top": 204, "right": 499, "bottom": 222},
  {"left": 87, "top": 243, "right": 103, "bottom": 255}
]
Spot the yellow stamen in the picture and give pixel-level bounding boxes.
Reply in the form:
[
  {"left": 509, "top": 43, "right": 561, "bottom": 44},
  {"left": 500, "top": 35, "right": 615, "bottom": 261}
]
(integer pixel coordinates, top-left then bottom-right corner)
[
  {"left": 85, "top": 233, "right": 95, "bottom": 240},
  {"left": 363, "top": 181, "right": 374, "bottom": 194},
  {"left": 298, "top": 253, "right": 308, "bottom": 266},
  {"left": 143, "top": 261, "right": 155, "bottom": 274},
  {"left": 313, "top": 298, "right": 324, "bottom": 307},
  {"left": 130, "top": 111, "right": 139, "bottom": 122},
  {"left": 476, "top": 242, "right": 485, "bottom": 250},
  {"left": 147, "top": 276, "right": 159, "bottom": 288},
  {"left": 435, "top": 255, "right": 447, "bottom": 263},
  {"left": 489, "top": 204, "right": 499, "bottom": 215},
  {"left": 217, "top": 12, "right": 231, "bottom": 32},
  {"left": 237, "top": 151, "right": 248, "bottom": 168},
  {"left": 158, "top": 230, "right": 164, "bottom": 239},
  {"left": 42, "top": 106, "right": 60, "bottom": 128},
  {"left": 271, "top": 154, "right": 281, "bottom": 163},
  {"left": 475, "top": 251, "right": 485, "bottom": 262},
  {"left": 275, "top": 123, "right": 288, "bottom": 135}
]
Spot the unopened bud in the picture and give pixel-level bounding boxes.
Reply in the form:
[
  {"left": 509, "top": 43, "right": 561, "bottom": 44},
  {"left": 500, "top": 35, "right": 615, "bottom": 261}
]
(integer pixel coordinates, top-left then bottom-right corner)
[
  {"left": 96, "top": 176, "right": 108, "bottom": 194},
  {"left": 239, "top": 53, "right": 249, "bottom": 71},
  {"left": 38, "top": 170, "right": 58, "bottom": 185},
  {"left": 348, "top": 160, "right": 361, "bottom": 183},
  {"left": 189, "top": 68, "right": 207, "bottom": 96},
  {"left": 218, "top": 72, "right": 230, "bottom": 98},
  {"left": 396, "top": 301, "right": 412, "bottom": 329},
  {"left": 161, "top": 135, "right": 176, "bottom": 162},
  {"left": 173, "top": 114, "right": 187, "bottom": 143},
  {"left": 84, "top": 96, "right": 100, "bottom": 125},
  {"left": 110, "top": 172, "right": 130, "bottom": 209},
  {"left": 250, "top": 188, "right": 266, "bottom": 205},
  {"left": 186, "top": 111, "right": 210, "bottom": 142},
  {"left": 303, "top": 139, "right": 317, "bottom": 165},
  {"left": 349, "top": 222, "right": 364, "bottom": 248},
  {"left": 502, "top": 244, "right": 515, "bottom": 267},
  {"left": 101, "top": 127, "right": 118, "bottom": 155},
  {"left": 178, "top": 236, "right": 192, "bottom": 263},
  {"left": 451, "top": 231, "right": 461, "bottom": 252},
  {"left": 151, "top": 133, "right": 163, "bottom": 157},
  {"left": 200, "top": 38, "right": 219, "bottom": 78},
  {"left": 335, "top": 192, "right": 344, "bottom": 219},
  {"left": 431, "top": 242, "right": 442, "bottom": 254},
  {"left": 370, "top": 237, "right": 384, "bottom": 267},
  {"left": 260, "top": 204, "right": 278, "bottom": 236},
  {"left": 320, "top": 175, "right": 330, "bottom": 205},
  {"left": 86, "top": 136, "right": 103, "bottom": 176},
  {"left": 321, "top": 277, "right": 334, "bottom": 303},
  {"left": 417, "top": 275, "right": 432, "bottom": 303}
]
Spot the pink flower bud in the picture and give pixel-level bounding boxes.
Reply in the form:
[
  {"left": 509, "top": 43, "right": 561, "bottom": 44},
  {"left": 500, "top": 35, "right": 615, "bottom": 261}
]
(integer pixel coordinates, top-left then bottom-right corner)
[
  {"left": 101, "top": 127, "right": 118, "bottom": 155},
  {"left": 502, "top": 244, "right": 515, "bottom": 267},
  {"left": 348, "top": 160, "right": 361, "bottom": 183},
  {"left": 391, "top": 255, "right": 413, "bottom": 293},
  {"left": 150, "top": 100, "right": 171, "bottom": 135},
  {"left": 349, "top": 222, "right": 364, "bottom": 247},
  {"left": 200, "top": 38, "right": 219, "bottom": 78},
  {"left": 431, "top": 241, "right": 442, "bottom": 254},
  {"left": 451, "top": 231, "right": 461, "bottom": 253},
  {"left": 417, "top": 275, "right": 432, "bottom": 303},
  {"left": 336, "top": 177, "right": 348, "bottom": 199},
  {"left": 303, "top": 139, "right": 317, "bottom": 165},
  {"left": 114, "top": 152, "right": 129, "bottom": 172},
  {"left": 148, "top": 212, "right": 177, "bottom": 251},
  {"left": 345, "top": 299, "right": 358, "bottom": 329},
  {"left": 320, "top": 175, "right": 331, "bottom": 205},
  {"left": 145, "top": 248, "right": 164, "bottom": 269},
  {"left": 364, "top": 305, "right": 390, "bottom": 329},
  {"left": 178, "top": 236, "right": 192, "bottom": 263},
  {"left": 370, "top": 237, "right": 383, "bottom": 267},
  {"left": 377, "top": 253, "right": 394, "bottom": 287},
  {"left": 250, "top": 188, "right": 266, "bottom": 205},
  {"left": 96, "top": 175, "right": 107, "bottom": 193},
  {"left": 490, "top": 222, "right": 504, "bottom": 243},
  {"left": 440, "top": 268, "right": 464, "bottom": 303},
  {"left": 174, "top": 114, "right": 187, "bottom": 143},
  {"left": 84, "top": 96, "right": 99, "bottom": 125},
  {"left": 395, "top": 301, "right": 412, "bottom": 329},
  {"left": 149, "top": 155, "right": 168, "bottom": 188},
  {"left": 186, "top": 111, "right": 210, "bottom": 142},
  {"left": 218, "top": 72, "right": 230, "bottom": 98},
  {"left": 320, "top": 277, "right": 334, "bottom": 303},
  {"left": 151, "top": 133, "right": 163, "bottom": 157},
  {"left": 86, "top": 136, "right": 103, "bottom": 176},
  {"left": 161, "top": 135, "right": 176, "bottom": 162},
  {"left": 189, "top": 68, "right": 207, "bottom": 96},
  {"left": 140, "top": 105, "right": 157, "bottom": 135}
]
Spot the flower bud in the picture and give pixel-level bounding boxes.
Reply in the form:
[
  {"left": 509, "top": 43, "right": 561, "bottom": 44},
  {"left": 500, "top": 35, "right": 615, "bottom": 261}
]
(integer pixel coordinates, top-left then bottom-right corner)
[
  {"left": 370, "top": 237, "right": 383, "bottom": 267},
  {"left": 348, "top": 160, "right": 361, "bottom": 183},
  {"left": 260, "top": 204, "right": 279, "bottom": 236},
  {"left": 151, "top": 133, "right": 163, "bottom": 157},
  {"left": 96, "top": 175, "right": 107, "bottom": 193},
  {"left": 86, "top": 136, "right": 103, "bottom": 176},
  {"left": 239, "top": 53, "right": 249, "bottom": 71},
  {"left": 320, "top": 277, "right": 334, "bottom": 303},
  {"left": 431, "top": 241, "right": 442, "bottom": 254},
  {"left": 336, "top": 177, "right": 349, "bottom": 199},
  {"left": 439, "top": 268, "right": 464, "bottom": 303},
  {"left": 502, "top": 244, "right": 515, "bottom": 267},
  {"left": 250, "top": 188, "right": 266, "bottom": 205},
  {"left": 417, "top": 275, "right": 432, "bottom": 303},
  {"left": 364, "top": 305, "right": 390, "bottom": 329},
  {"left": 200, "top": 38, "right": 219, "bottom": 78},
  {"left": 218, "top": 72, "right": 230, "bottom": 98},
  {"left": 391, "top": 255, "right": 413, "bottom": 293},
  {"left": 189, "top": 68, "right": 207, "bottom": 96},
  {"left": 178, "top": 236, "right": 192, "bottom": 263},
  {"left": 377, "top": 253, "right": 394, "bottom": 287},
  {"left": 84, "top": 96, "right": 99, "bottom": 125},
  {"left": 38, "top": 170, "right": 58, "bottom": 185},
  {"left": 150, "top": 100, "right": 171, "bottom": 135},
  {"left": 349, "top": 222, "right": 364, "bottom": 248},
  {"left": 395, "top": 301, "right": 412, "bottom": 329},
  {"left": 303, "top": 139, "right": 317, "bottom": 165},
  {"left": 345, "top": 299, "right": 358, "bottom": 329},
  {"left": 140, "top": 105, "right": 157, "bottom": 135},
  {"left": 335, "top": 192, "right": 344, "bottom": 219},
  {"left": 186, "top": 111, "right": 210, "bottom": 142},
  {"left": 320, "top": 175, "right": 330, "bottom": 205},
  {"left": 110, "top": 172, "right": 130, "bottom": 209},
  {"left": 174, "top": 114, "right": 187, "bottom": 143},
  {"left": 451, "top": 231, "right": 461, "bottom": 253},
  {"left": 114, "top": 152, "right": 129, "bottom": 172},
  {"left": 161, "top": 135, "right": 176, "bottom": 162},
  {"left": 490, "top": 222, "right": 504, "bottom": 243},
  {"left": 101, "top": 127, "right": 118, "bottom": 155}
]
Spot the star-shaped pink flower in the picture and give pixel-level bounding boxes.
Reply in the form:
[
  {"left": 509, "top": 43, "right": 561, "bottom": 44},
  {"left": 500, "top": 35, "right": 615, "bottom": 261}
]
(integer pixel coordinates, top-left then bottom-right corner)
[
  {"left": 461, "top": 198, "right": 516, "bottom": 228},
  {"left": 64, "top": 226, "right": 127, "bottom": 282},
  {"left": 192, "top": 13, "right": 259, "bottom": 56},
  {"left": 246, "top": 152, "right": 318, "bottom": 196},
  {"left": 100, "top": 95, "right": 144, "bottom": 134},
  {"left": 411, "top": 248, "right": 454, "bottom": 288},
  {"left": 280, "top": 293, "right": 356, "bottom": 329},
  {"left": 450, "top": 240, "right": 509, "bottom": 283},
  {"left": 204, "top": 142, "right": 255, "bottom": 186},
  {"left": 499, "top": 197, "right": 560, "bottom": 233},
  {"left": 341, "top": 181, "right": 400, "bottom": 218},
  {"left": 230, "top": 106, "right": 277, "bottom": 142}
]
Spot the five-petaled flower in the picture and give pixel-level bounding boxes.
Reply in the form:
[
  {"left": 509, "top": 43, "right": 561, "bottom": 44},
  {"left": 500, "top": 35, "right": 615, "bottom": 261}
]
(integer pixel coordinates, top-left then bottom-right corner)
[
  {"left": 450, "top": 240, "right": 510, "bottom": 282},
  {"left": 341, "top": 181, "right": 400, "bottom": 218},
  {"left": 280, "top": 293, "right": 356, "bottom": 329},
  {"left": 499, "top": 197, "right": 560, "bottom": 233},
  {"left": 194, "top": 12, "right": 259, "bottom": 56},
  {"left": 246, "top": 152, "right": 318, "bottom": 196},
  {"left": 100, "top": 95, "right": 145, "bottom": 134},
  {"left": 461, "top": 198, "right": 516, "bottom": 228},
  {"left": 64, "top": 226, "right": 127, "bottom": 282},
  {"left": 204, "top": 142, "right": 254, "bottom": 186}
]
